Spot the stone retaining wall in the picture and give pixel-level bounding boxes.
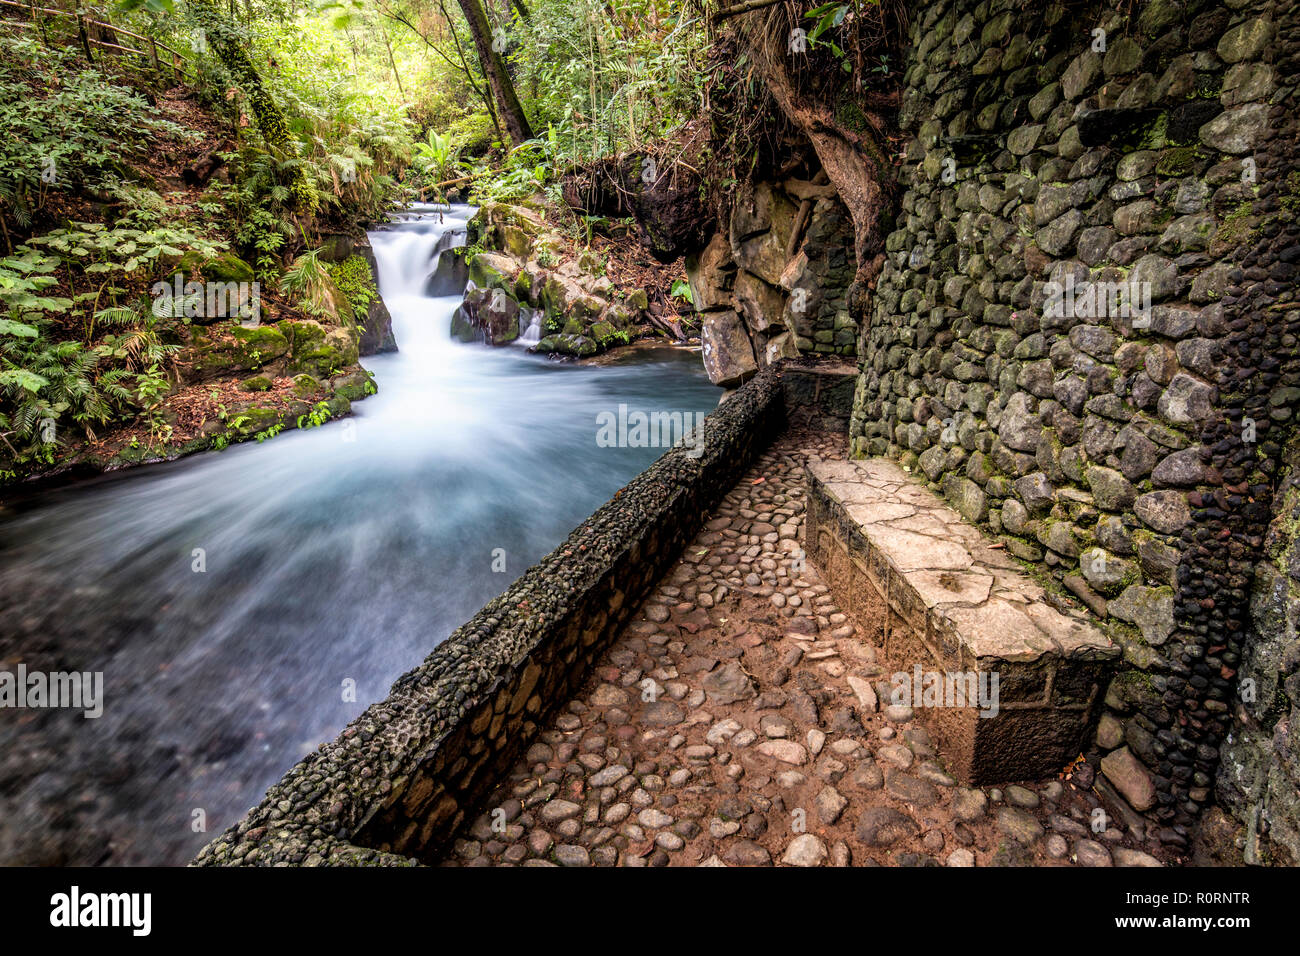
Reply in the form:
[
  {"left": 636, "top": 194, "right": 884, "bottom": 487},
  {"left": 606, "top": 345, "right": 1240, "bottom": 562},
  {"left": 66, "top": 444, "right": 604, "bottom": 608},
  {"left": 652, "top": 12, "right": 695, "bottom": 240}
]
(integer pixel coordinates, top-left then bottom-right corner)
[
  {"left": 689, "top": 181, "right": 858, "bottom": 387},
  {"left": 193, "top": 368, "right": 787, "bottom": 866},
  {"left": 847, "top": 0, "right": 1298, "bottom": 850}
]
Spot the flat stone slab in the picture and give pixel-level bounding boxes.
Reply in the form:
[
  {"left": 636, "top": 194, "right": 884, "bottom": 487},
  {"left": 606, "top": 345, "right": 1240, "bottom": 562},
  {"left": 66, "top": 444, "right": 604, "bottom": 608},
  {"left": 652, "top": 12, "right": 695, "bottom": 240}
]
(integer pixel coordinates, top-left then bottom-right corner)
[{"left": 805, "top": 457, "right": 1119, "bottom": 784}]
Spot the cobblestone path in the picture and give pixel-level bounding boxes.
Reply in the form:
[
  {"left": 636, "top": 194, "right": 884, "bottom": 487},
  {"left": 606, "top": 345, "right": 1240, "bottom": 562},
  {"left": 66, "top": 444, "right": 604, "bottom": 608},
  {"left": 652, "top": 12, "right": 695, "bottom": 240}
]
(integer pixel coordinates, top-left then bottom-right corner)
[{"left": 438, "top": 429, "right": 1170, "bottom": 867}]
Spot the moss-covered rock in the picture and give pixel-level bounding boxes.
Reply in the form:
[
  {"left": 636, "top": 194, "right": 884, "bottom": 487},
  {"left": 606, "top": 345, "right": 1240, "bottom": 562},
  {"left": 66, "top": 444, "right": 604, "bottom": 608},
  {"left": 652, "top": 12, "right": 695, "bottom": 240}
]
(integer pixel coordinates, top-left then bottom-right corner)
[
  {"left": 331, "top": 368, "right": 377, "bottom": 402},
  {"left": 535, "top": 333, "right": 598, "bottom": 357},
  {"left": 468, "top": 252, "right": 520, "bottom": 292},
  {"left": 231, "top": 406, "right": 282, "bottom": 436},
  {"left": 191, "top": 323, "right": 289, "bottom": 378},
  {"left": 292, "top": 373, "right": 320, "bottom": 397},
  {"left": 589, "top": 320, "right": 627, "bottom": 348},
  {"left": 241, "top": 374, "right": 273, "bottom": 392},
  {"left": 281, "top": 319, "right": 359, "bottom": 378},
  {"left": 501, "top": 225, "right": 533, "bottom": 259},
  {"left": 178, "top": 250, "right": 256, "bottom": 284}
]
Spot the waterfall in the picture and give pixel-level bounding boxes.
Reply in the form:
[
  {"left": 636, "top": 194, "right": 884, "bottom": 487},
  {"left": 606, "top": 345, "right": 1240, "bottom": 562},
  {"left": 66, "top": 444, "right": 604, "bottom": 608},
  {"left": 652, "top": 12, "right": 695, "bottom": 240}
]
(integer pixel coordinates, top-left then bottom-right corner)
[{"left": 516, "top": 308, "right": 544, "bottom": 348}]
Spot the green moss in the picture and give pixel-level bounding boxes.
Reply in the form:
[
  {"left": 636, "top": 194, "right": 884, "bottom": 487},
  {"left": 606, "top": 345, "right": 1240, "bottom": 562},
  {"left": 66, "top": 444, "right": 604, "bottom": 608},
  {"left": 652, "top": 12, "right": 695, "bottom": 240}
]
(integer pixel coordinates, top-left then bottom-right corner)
[
  {"left": 1217, "top": 203, "right": 1257, "bottom": 245},
  {"left": 292, "top": 373, "right": 319, "bottom": 397},
  {"left": 326, "top": 255, "right": 378, "bottom": 318},
  {"left": 193, "top": 324, "right": 288, "bottom": 375},
  {"left": 1113, "top": 667, "right": 1156, "bottom": 692},
  {"left": 232, "top": 406, "right": 281, "bottom": 435},
  {"left": 1279, "top": 171, "right": 1300, "bottom": 218},
  {"left": 179, "top": 250, "right": 256, "bottom": 284},
  {"left": 589, "top": 320, "right": 628, "bottom": 348},
  {"left": 332, "top": 370, "right": 376, "bottom": 402},
  {"left": 1155, "top": 145, "right": 1201, "bottom": 177},
  {"left": 1192, "top": 73, "right": 1221, "bottom": 99}
]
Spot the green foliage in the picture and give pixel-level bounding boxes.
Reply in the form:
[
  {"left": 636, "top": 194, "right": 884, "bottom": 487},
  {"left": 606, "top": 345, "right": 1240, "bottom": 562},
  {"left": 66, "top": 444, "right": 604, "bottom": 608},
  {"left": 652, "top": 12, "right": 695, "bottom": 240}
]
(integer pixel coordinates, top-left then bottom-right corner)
[
  {"left": 279, "top": 247, "right": 334, "bottom": 315},
  {"left": 0, "top": 321, "right": 134, "bottom": 454},
  {"left": 297, "top": 400, "right": 332, "bottom": 429},
  {"left": 413, "top": 129, "right": 462, "bottom": 186},
  {"left": 511, "top": 0, "right": 706, "bottom": 162},
  {"left": 327, "top": 255, "right": 377, "bottom": 316},
  {"left": 805, "top": 2, "right": 853, "bottom": 67},
  {"left": 0, "top": 34, "right": 195, "bottom": 233},
  {"left": 670, "top": 278, "right": 694, "bottom": 305},
  {"left": 0, "top": 242, "right": 183, "bottom": 461}
]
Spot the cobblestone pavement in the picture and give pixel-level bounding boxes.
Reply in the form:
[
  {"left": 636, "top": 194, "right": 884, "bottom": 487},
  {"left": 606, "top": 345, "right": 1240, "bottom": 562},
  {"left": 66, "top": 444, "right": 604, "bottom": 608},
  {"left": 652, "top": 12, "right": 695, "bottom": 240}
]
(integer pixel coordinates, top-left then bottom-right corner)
[{"left": 437, "top": 429, "right": 1171, "bottom": 867}]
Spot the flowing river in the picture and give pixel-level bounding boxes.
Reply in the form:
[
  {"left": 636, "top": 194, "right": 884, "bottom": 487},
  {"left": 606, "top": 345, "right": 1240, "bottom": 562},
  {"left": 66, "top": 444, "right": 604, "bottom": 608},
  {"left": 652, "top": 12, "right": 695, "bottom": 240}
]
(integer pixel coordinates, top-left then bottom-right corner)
[{"left": 0, "top": 204, "right": 719, "bottom": 865}]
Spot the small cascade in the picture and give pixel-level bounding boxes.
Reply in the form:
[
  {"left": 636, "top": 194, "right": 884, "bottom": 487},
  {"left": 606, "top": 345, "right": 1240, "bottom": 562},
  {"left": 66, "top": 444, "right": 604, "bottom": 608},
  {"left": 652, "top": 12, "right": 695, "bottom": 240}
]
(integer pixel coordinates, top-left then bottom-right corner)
[{"left": 516, "top": 308, "right": 544, "bottom": 348}]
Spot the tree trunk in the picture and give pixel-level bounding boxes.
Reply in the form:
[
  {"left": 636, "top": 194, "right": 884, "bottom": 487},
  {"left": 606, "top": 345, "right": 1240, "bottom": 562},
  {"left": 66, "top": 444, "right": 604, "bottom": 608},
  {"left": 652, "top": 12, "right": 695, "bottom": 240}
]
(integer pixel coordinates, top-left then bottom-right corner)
[
  {"left": 455, "top": 0, "right": 534, "bottom": 145},
  {"left": 195, "top": 0, "right": 317, "bottom": 211}
]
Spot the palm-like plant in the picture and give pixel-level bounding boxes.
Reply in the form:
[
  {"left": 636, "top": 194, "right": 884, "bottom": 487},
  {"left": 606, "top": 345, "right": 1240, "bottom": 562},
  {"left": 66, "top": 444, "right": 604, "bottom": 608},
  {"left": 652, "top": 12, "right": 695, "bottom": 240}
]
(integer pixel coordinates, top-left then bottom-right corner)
[{"left": 413, "top": 130, "right": 461, "bottom": 186}]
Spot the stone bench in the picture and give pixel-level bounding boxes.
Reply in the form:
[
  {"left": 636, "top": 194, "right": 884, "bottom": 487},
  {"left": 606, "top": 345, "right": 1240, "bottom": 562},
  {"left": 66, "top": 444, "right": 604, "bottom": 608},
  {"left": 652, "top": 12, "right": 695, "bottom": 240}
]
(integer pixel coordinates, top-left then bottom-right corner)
[{"left": 805, "top": 457, "right": 1119, "bottom": 785}]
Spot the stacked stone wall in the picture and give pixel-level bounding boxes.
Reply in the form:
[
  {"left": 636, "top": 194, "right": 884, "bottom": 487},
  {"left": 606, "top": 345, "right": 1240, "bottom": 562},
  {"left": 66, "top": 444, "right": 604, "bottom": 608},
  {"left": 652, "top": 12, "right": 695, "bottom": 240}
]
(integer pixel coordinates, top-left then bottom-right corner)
[
  {"left": 847, "top": 0, "right": 1298, "bottom": 851},
  {"left": 690, "top": 181, "right": 858, "bottom": 387}
]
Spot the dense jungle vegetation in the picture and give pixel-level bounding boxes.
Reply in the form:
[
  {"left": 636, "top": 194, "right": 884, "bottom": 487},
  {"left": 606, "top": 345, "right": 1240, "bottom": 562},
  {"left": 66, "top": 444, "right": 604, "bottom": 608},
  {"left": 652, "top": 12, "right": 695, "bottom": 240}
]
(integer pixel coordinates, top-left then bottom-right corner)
[{"left": 0, "top": 0, "right": 900, "bottom": 474}]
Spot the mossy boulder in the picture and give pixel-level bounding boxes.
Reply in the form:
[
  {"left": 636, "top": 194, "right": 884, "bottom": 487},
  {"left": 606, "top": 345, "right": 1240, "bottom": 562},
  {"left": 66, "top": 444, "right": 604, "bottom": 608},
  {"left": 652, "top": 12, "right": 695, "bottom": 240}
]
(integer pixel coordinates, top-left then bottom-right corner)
[
  {"left": 191, "top": 324, "right": 289, "bottom": 378},
  {"left": 241, "top": 374, "right": 273, "bottom": 392},
  {"left": 450, "top": 304, "right": 479, "bottom": 342},
  {"left": 589, "top": 320, "right": 626, "bottom": 348},
  {"left": 292, "top": 373, "right": 320, "bottom": 397},
  {"left": 535, "top": 333, "right": 598, "bottom": 357},
  {"left": 313, "top": 272, "right": 358, "bottom": 326},
  {"left": 454, "top": 286, "right": 522, "bottom": 345},
  {"left": 604, "top": 304, "right": 633, "bottom": 328},
  {"left": 468, "top": 252, "right": 520, "bottom": 292},
  {"left": 501, "top": 225, "right": 533, "bottom": 259},
  {"left": 514, "top": 265, "right": 544, "bottom": 306},
  {"left": 540, "top": 274, "right": 605, "bottom": 324},
  {"left": 282, "top": 319, "right": 359, "bottom": 378},
  {"left": 469, "top": 202, "right": 546, "bottom": 248},
  {"left": 331, "top": 368, "right": 376, "bottom": 402},
  {"left": 231, "top": 406, "right": 282, "bottom": 436},
  {"left": 325, "top": 393, "right": 352, "bottom": 418},
  {"left": 177, "top": 250, "right": 256, "bottom": 284}
]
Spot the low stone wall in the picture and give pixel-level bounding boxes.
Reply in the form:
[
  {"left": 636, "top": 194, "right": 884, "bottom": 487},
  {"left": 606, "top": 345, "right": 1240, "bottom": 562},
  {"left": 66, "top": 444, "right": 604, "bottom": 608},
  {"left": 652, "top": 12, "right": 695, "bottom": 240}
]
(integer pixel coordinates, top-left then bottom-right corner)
[{"left": 193, "top": 368, "right": 787, "bottom": 866}]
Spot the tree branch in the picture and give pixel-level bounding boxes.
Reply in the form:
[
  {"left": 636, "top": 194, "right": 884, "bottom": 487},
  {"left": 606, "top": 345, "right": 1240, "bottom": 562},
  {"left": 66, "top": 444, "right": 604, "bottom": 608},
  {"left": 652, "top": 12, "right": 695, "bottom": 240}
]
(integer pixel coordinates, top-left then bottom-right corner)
[{"left": 713, "top": 0, "right": 786, "bottom": 23}]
